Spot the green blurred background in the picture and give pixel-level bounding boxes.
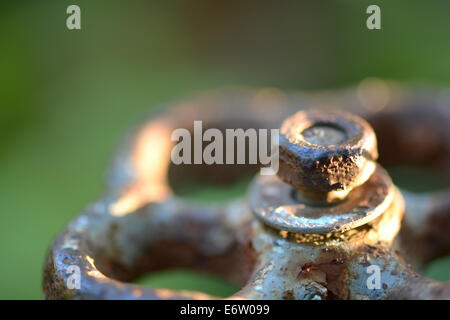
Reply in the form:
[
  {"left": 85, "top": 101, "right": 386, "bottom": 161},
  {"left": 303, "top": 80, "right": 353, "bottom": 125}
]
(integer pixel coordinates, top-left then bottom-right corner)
[{"left": 1, "top": 0, "right": 450, "bottom": 299}]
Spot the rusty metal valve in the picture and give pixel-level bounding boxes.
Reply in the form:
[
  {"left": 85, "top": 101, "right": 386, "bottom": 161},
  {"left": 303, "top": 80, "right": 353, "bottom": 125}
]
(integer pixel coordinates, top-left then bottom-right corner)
[{"left": 43, "top": 87, "right": 450, "bottom": 300}]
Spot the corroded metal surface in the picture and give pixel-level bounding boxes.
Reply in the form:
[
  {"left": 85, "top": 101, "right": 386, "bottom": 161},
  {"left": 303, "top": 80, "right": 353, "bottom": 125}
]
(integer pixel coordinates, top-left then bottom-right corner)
[
  {"left": 249, "top": 165, "right": 394, "bottom": 234},
  {"left": 43, "top": 85, "right": 450, "bottom": 300},
  {"left": 43, "top": 197, "right": 254, "bottom": 299},
  {"left": 278, "top": 110, "right": 378, "bottom": 201}
]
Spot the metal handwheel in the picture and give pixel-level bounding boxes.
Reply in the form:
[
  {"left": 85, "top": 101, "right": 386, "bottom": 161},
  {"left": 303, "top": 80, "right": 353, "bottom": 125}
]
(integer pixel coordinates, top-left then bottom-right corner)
[{"left": 43, "top": 85, "right": 450, "bottom": 299}]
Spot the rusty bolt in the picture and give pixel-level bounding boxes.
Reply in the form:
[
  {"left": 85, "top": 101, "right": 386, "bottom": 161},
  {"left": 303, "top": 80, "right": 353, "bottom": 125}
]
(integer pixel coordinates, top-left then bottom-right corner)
[{"left": 278, "top": 110, "right": 378, "bottom": 202}]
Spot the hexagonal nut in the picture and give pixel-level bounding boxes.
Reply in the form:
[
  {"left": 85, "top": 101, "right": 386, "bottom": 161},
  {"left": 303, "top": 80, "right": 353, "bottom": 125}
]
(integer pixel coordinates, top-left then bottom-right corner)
[{"left": 278, "top": 109, "right": 378, "bottom": 195}]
